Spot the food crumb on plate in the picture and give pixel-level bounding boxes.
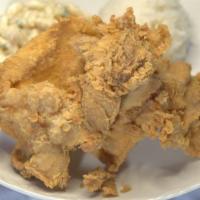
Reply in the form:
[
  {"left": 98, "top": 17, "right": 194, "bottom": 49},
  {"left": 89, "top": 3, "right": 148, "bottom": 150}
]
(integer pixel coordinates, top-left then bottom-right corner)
[{"left": 120, "top": 184, "right": 132, "bottom": 193}]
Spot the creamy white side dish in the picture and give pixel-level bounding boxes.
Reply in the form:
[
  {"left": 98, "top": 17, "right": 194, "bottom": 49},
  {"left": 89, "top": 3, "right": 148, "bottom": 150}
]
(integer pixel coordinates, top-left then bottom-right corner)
[
  {"left": 0, "top": 0, "right": 79, "bottom": 62},
  {"left": 100, "top": 0, "right": 191, "bottom": 61}
]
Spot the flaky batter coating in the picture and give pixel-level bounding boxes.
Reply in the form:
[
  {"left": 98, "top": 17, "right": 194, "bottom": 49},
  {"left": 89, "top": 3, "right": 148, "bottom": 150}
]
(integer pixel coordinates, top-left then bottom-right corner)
[
  {"left": 0, "top": 8, "right": 199, "bottom": 197},
  {"left": 0, "top": 14, "right": 100, "bottom": 189}
]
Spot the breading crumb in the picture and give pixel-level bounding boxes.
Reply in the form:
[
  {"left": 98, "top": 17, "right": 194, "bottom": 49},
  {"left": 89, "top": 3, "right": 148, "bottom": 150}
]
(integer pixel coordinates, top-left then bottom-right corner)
[{"left": 120, "top": 184, "right": 132, "bottom": 193}]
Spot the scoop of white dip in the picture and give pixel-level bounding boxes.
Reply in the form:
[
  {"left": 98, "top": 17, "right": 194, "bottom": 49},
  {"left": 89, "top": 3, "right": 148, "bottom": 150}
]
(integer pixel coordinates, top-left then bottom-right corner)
[{"left": 100, "top": 0, "right": 191, "bottom": 61}]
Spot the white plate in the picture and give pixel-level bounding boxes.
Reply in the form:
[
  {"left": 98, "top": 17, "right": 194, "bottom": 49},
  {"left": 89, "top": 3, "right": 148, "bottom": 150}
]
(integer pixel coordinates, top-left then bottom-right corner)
[{"left": 0, "top": 0, "right": 200, "bottom": 200}]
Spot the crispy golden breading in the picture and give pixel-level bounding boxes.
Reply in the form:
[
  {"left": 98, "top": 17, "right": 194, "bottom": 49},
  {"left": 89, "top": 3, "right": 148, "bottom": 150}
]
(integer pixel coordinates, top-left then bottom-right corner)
[
  {"left": 82, "top": 169, "right": 115, "bottom": 193},
  {"left": 0, "top": 15, "right": 100, "bottom": 189},
  {"left": 0, "top": 8, "right": 200, "bottom": 197}
]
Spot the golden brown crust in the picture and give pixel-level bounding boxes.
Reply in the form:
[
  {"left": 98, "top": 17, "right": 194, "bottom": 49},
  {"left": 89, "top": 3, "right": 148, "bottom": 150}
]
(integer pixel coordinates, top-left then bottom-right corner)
[
  {"left": 0, "top": 15, "right": 97, "bottom": 189},
  {"left": 82, "top": 168, "right": 117, "bottom": 197},
  {"left": 0, "top": 8, "right": 200, "bottom": 196}
]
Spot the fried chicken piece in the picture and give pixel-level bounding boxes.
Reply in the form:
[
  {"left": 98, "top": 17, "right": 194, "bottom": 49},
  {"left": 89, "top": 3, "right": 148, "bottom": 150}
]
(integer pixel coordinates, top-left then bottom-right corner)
[
  {"left": 97, "top": 58, "right": 200, "bottom": 176},
  {"left": 97, "top": 77, "right": 162, "bottom": 172},
  {"left": 79, "top": 10, "right": 171, "bottom": 173},
  {"left": 0, "top": 9, "right": 171, "bottom": 191},
  {"left": 1, "top": 8, "right": 200, "bottom": 197},
  {"left": 134, "top": 61, "right": 200, "bottom": 154},
  {"left": 0, "top": 15, "right": 101, "bottom": 189},
  {"left": 0, "top": 8, "right": 168, "bottom": 192}
]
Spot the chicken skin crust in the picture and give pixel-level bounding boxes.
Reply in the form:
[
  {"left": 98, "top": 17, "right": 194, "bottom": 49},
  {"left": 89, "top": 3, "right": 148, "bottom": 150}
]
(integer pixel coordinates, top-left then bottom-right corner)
[{"left": 0, "top": 8, "right": 199, "bottom": 196}]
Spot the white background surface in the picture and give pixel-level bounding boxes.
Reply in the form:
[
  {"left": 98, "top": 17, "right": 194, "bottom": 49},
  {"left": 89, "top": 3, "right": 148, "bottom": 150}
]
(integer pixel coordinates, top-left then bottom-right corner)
[{"left": 0, "top": 0, "right": 200, "bottom": 200}]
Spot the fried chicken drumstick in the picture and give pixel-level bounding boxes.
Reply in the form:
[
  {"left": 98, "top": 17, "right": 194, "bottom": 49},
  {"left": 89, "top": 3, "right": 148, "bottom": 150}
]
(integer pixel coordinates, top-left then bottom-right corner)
[{"left": 0, "top": 9, "right": 200, "bottom": 196}]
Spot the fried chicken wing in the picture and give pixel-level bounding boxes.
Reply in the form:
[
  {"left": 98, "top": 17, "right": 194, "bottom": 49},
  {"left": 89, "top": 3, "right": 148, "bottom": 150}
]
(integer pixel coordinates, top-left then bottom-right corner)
[{"left": 0, "top": 8, "right": 200, "bottom": 197}]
